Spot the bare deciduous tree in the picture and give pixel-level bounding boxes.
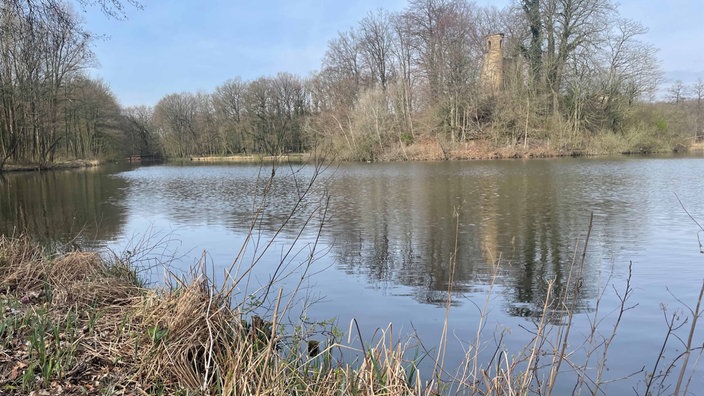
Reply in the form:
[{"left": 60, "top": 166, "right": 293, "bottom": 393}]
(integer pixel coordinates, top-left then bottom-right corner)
[
  {"left": 213, "top": 78, "right": 247, "bottom": 154},
  {"left": 153, "top": 93, "right": 199, "bottom": 157},
  {"left": 668, "top": 80, "right": 688, "bottom": 105},
  {"left": 0, "top": 0, "right": 102, "bottom": 169},
  {"left": 322, "top": 29, "right": 363, "bottom": 108},
  {"left": 0, "top": 0, "right": 147, "bottom": 171},
  {"left": 389, "top": 12, "right": 417, "bottom": 138},
  {"left": 123, "top": 105, "right": 158, "bottom": 158},
  {"left": 358, "top": 10, "right": 395, "bottom": 91}
]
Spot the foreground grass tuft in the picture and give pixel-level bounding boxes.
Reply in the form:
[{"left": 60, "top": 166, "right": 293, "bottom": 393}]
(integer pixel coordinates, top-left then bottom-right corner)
[{"left": 0, "top": 235, "right": 422, "bottom": 395}]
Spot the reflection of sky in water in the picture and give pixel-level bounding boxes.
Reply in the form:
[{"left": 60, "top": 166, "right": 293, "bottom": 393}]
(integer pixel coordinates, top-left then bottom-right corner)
[{"left": 36, "top": 158, "right": 704, "bottom": 393}]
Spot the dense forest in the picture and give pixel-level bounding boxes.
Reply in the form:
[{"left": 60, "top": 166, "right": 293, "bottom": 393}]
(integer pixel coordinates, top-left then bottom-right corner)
[{"left": 1, "top": 0, "right": 703, "bottom": 170}]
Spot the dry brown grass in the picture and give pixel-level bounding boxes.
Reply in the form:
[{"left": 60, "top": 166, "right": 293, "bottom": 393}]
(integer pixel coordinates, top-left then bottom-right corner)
[
  {"left": 0, "top": 235, "right": 141, "bottom": 307},
  {"left": 0, "top": 236, "right": 425, "bottom": 395},
  {"left": 380, "top": 137, "right": 577, "bottom": 162},
  {"left": 0, "top": 235, "right": 48, "bottom": 295},
  {"left": 134, "top": 276, "right": 244, "bottom": 392},
  {"left": 189, "top": 153, "right": 311, "bottom": 163}
]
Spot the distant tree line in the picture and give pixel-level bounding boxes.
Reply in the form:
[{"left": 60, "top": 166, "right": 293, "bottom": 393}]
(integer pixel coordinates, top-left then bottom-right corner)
[
  {"left": 148, "top": 73, "right": 309, "bottom": 157},
  {"left": 2, "top": 0, "right": 701, "bottom": 169},
  {"left": 133, "top": 0, "right": 683, "bottom": 161},
  {"left": 0, "top": 0, "right": 138, "bottom": 171}
]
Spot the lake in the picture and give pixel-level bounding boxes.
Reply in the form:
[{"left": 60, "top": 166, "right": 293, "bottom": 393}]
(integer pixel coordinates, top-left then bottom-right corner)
[{"left": 2, "top": 156, "right": 703, "bottom": 394}]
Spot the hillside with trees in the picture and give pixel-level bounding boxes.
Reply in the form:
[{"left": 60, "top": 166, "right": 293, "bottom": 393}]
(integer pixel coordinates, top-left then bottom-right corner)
[{"left": 1, "top": 0, "right": 702, "bottom": 171}]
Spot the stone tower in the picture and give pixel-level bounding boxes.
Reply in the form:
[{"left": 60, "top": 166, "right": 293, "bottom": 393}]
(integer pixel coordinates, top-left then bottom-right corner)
[{"left": 481, "top": 33, "right": 504, "bottom": 93}]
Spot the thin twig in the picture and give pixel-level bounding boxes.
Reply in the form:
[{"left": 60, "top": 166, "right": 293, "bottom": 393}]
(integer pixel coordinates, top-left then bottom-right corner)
[
  {"left": 674, "top": 193, "right": 704, "bottom": 253},
  {"left": 673, "top": 279, "right": 704, "bottom": 396}
]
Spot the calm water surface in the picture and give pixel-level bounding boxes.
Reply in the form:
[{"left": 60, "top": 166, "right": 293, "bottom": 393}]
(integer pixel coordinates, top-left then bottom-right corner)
[{"left": 2, "top": 157, "right": 703, "bottom": 393}]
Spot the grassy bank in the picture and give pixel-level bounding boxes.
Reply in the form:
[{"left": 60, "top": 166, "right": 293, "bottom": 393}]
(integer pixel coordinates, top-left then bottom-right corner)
[
  {"left": 5, "top": 130, "right": 694, "bottom": 173},
  {"left": 325, "top": 128, "right": 700, "bottom": 162},
  {"left": 2, "top": 233, "right": 703, "bottom": 395}
]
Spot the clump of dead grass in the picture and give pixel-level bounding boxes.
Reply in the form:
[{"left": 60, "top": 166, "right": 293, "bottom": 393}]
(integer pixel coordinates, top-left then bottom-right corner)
[
  {"left": 0, "top": 235, "right": 424, "bottom": 395},
  {"left": 0, "top": 234, "right": 48, "bottom": 295},
  {"left": 133, "top": 275, "right": 244, "bottom": 392}
]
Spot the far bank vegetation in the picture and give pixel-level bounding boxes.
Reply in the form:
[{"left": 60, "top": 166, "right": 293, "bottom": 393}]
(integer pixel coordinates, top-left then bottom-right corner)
[{"left": 2, "top": 0, "right": 704, "bottom": 171}]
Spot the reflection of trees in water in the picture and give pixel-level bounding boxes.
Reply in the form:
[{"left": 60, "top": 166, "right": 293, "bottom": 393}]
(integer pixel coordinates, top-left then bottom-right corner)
[
  {"left": 486, "top": 167, "right": 600, "bottom": 321},
  {"left": 496, "top": 167, "right": 573, "bottom": 318},
  {"left": 0, "top": 167, "right": 129, "bottom": 246},
  {"left": 325, "top": 161, "right": 643, "bottom": 319},
  {"left": 81, "top": 161, "right": 641, "bottom": 321},
  {"left": 1, "top": 161, "right": 646, "bottom": 321},
  {"left": 328, "top": 163, "right": 489, "bottom": 307},
  {"left": 118, "top": 164, "right": 326, "bottom": 240}
]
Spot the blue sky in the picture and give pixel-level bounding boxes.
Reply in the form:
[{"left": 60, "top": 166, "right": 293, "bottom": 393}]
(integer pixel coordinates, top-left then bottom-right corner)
[{"left": 79, "top": 0, "right": 704, "bottom": 107}]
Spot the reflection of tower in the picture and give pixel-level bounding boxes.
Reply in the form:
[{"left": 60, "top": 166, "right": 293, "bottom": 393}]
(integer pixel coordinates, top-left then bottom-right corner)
[
  {"left": 479, "top": 180, "right": 500, "bottom": 267},
  {"left": 481, "top": 33, "right": 505, "bottom": 93}
]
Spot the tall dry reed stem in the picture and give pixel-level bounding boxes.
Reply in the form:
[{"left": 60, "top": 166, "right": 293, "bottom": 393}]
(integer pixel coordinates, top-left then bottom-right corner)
[
  {"left": 431, "top": 207, "right": 461, "bottom": 387},
  {"left": 673, "top": 280, "right": 704, "bottom": 396}
]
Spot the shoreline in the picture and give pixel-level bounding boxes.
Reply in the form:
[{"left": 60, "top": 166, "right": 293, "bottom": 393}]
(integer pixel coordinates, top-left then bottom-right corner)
[
  {"left": 0, "top": 159, "right": 102, "bottom": 173},
  {"left": 188, "top": 139, "right": 704, "bottom": 164},
  {"left": 187, "top": 153, "right": 311, "bottom": 163},
  {"left": 2, "top": 139, "right": 702, "bottom": 173}
]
